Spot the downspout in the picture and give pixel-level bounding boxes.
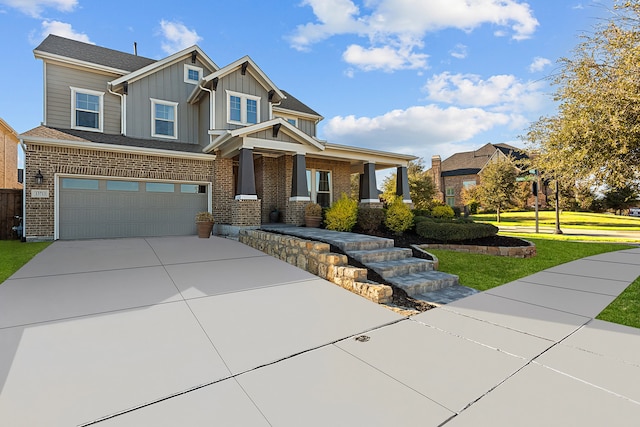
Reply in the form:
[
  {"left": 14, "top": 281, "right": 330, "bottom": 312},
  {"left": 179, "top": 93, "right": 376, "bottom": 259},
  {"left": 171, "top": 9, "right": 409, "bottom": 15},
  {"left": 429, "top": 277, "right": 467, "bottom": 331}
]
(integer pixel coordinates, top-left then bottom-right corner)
[
  {"left": 108, "top": 83, "right": 126, "bottom": 135},
  {"left": 199, "top": 81, "right": 214, "bottom": 144},
  {"left": 19, "top": 139, "right": 27, "bottom": 242}
]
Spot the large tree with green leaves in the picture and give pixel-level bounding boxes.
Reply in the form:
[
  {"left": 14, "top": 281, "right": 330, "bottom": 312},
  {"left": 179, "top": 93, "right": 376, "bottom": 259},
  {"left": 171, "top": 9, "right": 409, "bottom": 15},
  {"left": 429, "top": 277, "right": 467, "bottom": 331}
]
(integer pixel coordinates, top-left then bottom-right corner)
[
  {"left": 527, "top": 1, "right": 640, "bottom": 188},
  {"left": 381, "top": 158, "right": 436, "bottom": 210},
  {"left": 476, "top": 156, "right": 517, "bottom": 222}
]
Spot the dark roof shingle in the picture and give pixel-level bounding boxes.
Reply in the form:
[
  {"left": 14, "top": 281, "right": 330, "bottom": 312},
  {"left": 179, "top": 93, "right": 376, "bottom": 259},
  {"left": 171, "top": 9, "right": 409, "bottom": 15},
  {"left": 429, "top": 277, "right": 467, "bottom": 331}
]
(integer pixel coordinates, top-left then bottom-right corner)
[
  {"left": 278, "top": 90, "right": 322, "bottom": 117},
  {"left": 34, "top": 35, "right": 156, "bottom": 73}
]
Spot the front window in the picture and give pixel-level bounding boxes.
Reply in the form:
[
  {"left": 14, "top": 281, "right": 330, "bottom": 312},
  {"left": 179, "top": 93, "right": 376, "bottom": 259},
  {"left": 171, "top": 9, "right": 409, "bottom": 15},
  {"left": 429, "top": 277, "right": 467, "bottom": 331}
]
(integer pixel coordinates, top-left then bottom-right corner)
[
  {"left": 226, "top": 90, "right": 261, "bottom": 125},
  {"left": 71, "top": 87, "right": 103, "bottom": 132},
  {"left": 151, "top": 99, "right": 178, "bottom": 139},
  {"left": 446, "top": 187, "right": 455, "bottom": 207},
  {"left": 463, "top": 180, "right": 476, "bottom": 188},
  {"left": 307, "top": 169, "right": 332, "bottom": 208}
]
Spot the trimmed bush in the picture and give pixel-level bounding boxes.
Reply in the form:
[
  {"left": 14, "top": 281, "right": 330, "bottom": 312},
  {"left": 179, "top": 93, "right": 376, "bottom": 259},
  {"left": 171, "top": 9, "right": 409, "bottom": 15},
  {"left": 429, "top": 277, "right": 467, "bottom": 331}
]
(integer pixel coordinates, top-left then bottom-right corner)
[
  {"left": 357, "top": 207, "right": 385, "bottom": 233},
  {"left": 416, "top": 220, "right": 498, "bottom": 242},
  {"left": 431, "top": 205, "right": 455, "bottom": 219},
  {"left": 384, "top": 197, "right": 414, "bottom": 234},
  {"left": 411, "top": 209, "right": 432, "bottom": 218},
  {"left": 324, "top": 193, "right": 358, "bottom": 231},
  {"left": 452, "top": 206, "right": 462, "bottom": 217}
]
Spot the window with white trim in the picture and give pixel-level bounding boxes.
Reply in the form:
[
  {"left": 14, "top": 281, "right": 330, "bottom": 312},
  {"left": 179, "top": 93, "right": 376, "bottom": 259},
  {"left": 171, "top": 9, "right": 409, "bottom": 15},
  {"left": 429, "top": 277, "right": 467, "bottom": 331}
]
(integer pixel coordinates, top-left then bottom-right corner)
[
  {"left": 446, "top": 187, "right": 455, "bottom": 207},
  {"left": 184, "top": 64, "right": 203, "bottom": 84},
  {"left": 276, "top": 115, "right": 297, "bottom": 127},
  {"left": 71, "top": 87, "right": 103, "bottom": 132},
  {"left": 151, "top": 98, "right": 178, "bottom": 139},
  {"left": 306, "top": 169, "right": 332, "bottom": 208},
  {"left": 226, "top": 90, "right": 260, "bottom": 125}
]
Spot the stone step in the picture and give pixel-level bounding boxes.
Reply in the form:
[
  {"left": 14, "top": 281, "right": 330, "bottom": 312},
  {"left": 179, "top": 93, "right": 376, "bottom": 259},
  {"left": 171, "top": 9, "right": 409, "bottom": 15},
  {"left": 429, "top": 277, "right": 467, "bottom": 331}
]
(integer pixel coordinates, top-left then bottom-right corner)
[
  {"left": 368, "top": 258, "right": 434, "bottom": 279},
  {"left": 338, "top": 238, "right": 395, "bottom": 252},
  {"left": 386, "top": 271, "right": 460, "bottom": 297},
  {"left": 349, "top": 247, "right": 413, "bottom": 263}
]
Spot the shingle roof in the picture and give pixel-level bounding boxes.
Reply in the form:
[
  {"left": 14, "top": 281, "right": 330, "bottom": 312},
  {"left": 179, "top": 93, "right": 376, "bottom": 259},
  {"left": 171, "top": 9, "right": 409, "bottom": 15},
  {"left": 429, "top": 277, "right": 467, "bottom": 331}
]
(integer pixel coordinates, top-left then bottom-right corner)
[
  {"left": 437, "top": 143, "right": 526, "bottom": 176},
  {"left": 34, "top": 35, "right": 156, "bottom": 73},
  {"left": 21, "top": 126, "right": 206, "bottom": 154},
  {"left": 278, "top": 90, "right": 322, "bottom": 117}
]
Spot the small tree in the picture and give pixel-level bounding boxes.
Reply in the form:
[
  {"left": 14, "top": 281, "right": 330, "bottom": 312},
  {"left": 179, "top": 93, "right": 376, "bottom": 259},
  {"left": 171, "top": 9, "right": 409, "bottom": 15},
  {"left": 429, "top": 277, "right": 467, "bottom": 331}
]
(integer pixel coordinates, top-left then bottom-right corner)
[
  {"left": 381, "top": 158, "right": 436, "bottom": 209},
  {"left": 461, "top": 185, "right": 481, "bottom": 214},
  {"left": 603, "top": 185, "right": 638, "bottom": 215},
  {"left": 476, "top": 156, "right": 517, "bottom": 222}
]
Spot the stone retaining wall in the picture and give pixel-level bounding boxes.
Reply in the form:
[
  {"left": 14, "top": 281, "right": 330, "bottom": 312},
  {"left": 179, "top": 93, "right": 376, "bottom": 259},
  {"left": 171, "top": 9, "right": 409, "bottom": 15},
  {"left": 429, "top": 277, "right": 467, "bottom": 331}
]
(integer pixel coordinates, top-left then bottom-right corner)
[
  {"left": 239, "top": 229, "right": 393, "bottom": 304},
  {"left": 418, "top": 240, "right": 536, "bottom": 258}
]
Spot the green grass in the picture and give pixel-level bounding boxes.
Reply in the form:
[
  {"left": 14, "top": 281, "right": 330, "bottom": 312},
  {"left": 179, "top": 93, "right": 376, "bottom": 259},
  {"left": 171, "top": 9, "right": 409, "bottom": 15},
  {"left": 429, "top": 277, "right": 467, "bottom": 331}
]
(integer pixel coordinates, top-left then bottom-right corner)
[
  {"left": 501, "top": 232, "right": 640, "bottom": 244},
  {"left": 427, "top": 238, "right": 640, "bottom": 328},
  {"left": 471, "top": 211, "right": 640, "bottom": 230},
  {"left": 597, "top": 276, "right": 640, "bottom": 328},
  {"left": 0, "top": 240, "right": 51, "bottom": 284}
]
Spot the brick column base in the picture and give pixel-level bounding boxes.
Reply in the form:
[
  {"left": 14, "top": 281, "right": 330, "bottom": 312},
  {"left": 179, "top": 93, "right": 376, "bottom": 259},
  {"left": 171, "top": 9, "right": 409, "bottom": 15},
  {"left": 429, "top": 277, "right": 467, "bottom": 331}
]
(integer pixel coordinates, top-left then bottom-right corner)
[
  {"left": 231, "top": 199, "right": 262, "bottom": 226},
  {"left": 285, "top": 200, "right": 306, "bottom": 225},
  {"left": 358, "top": 201, "right": 384, "bottom": 209}
]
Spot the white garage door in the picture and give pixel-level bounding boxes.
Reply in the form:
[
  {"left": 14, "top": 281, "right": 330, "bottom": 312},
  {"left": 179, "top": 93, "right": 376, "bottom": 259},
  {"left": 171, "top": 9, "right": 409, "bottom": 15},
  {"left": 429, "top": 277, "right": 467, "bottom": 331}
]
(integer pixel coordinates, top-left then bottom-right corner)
[{"left": 58, "top": 177, "right": 209, "bottom": 239}]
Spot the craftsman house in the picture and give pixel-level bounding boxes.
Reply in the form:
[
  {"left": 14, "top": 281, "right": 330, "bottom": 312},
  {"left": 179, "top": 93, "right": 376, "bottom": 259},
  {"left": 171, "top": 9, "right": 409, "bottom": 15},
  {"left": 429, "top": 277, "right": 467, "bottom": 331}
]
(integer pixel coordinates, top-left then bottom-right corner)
[
  {"left": 20, "top": 35, "right": 414, "bottom": 241},
  {"left": 428, "top": 143, "right": 535, "bottom": 208}
]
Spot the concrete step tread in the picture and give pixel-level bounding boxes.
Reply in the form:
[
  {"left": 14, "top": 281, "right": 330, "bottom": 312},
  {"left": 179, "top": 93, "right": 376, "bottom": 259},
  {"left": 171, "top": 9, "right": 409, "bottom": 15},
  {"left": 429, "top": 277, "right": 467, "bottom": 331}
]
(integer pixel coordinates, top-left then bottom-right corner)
[
  {"left": 368, "top": 257, "right": 434, "bottom": 277},
  {"left": 386, "top": 271, "right": 460, "bottom": 296},
  {"left": 349, "top": 247, "right": 413, "bottom": 262}
]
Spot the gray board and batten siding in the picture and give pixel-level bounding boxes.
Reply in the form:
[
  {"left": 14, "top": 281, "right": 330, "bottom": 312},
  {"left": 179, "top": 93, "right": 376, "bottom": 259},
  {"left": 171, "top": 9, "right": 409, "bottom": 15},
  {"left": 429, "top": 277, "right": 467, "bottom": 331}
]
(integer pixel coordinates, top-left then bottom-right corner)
[
  {"left": 125, "top": 59, "right": 209, "bottom": 144},
  {"left": 213, "top": 68, "right": 270, "bottom": 130}
]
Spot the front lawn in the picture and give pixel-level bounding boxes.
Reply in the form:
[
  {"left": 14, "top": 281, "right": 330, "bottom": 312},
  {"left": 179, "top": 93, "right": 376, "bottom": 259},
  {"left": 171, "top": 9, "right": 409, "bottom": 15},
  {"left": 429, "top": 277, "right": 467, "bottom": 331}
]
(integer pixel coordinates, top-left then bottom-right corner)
[
  {"left": 428, "top": 238, "right": 639, "bottom": 328},
  {"left": 0, "top": 240, "right": 51, "bottom": 284},
  {"left": 471, "top": 211, "right": 640, "bottom": 231}
]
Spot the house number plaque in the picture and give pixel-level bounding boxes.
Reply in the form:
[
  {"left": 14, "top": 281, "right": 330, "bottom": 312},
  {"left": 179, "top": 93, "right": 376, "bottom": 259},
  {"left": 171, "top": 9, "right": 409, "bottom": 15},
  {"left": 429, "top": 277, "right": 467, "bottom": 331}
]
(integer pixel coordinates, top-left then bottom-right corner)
[{"left": 31, "top": 189, "right": 50, "bottom": 198}]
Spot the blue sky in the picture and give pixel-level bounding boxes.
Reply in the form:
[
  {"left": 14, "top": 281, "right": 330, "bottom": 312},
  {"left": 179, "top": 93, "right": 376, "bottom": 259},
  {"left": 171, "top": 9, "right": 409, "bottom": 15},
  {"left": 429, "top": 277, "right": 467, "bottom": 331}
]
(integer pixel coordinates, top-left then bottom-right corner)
[{"left": 0, "top": 0, "right": 612, "bottom": 169}]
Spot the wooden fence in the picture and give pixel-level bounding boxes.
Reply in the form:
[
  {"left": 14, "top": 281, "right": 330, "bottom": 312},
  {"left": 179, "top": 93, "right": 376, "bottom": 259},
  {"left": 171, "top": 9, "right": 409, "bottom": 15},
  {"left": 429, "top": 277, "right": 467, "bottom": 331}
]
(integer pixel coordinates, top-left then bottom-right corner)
[{"left": 0, "top": 189, "right": 22, "bottom": 240}]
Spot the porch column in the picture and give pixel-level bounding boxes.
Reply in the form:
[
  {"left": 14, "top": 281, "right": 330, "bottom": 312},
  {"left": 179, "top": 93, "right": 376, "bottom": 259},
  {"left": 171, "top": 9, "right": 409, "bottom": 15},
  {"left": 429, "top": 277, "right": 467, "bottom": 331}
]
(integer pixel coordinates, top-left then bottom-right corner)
[
  {"left": 290, "top": 154, "right": 310, "bottom": 201},
  {"left": 396, "top": 166, "right": 412, "bottom": 204},
  {"left": 235, "top": 148, "right": 257, "bottom": 200},
  {"left": 360, "top": 162, "right": 379, "bottom": 203}
]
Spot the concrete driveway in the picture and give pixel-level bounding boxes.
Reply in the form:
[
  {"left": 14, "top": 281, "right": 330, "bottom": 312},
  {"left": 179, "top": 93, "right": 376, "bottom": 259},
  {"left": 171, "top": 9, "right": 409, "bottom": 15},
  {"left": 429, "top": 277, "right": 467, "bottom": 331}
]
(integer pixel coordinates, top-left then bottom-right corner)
[{"left": 1, "top": 236, "right": 639, "bottom": 426}]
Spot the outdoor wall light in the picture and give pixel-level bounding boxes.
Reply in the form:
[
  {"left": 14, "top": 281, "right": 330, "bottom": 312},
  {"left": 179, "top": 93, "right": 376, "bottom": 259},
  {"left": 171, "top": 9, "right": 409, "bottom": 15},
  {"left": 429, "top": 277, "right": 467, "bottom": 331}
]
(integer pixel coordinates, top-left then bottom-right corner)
[{"left": 34, "top": 170, "right": 44, "bottom": 185}]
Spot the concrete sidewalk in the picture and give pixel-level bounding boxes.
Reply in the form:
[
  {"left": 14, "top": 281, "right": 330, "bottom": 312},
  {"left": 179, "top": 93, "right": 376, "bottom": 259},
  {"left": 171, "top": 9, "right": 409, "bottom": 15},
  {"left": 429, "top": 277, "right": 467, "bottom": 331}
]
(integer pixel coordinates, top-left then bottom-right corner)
[{"left": 0, "top": 236, "right": 639, "bottom": 426}]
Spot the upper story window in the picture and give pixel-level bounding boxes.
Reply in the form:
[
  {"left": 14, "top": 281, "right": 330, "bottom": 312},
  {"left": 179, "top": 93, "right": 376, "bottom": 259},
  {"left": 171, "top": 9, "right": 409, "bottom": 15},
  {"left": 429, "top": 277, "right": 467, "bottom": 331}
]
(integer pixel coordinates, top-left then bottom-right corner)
[
  {"left": 276, "top": 115, "right": 297, "bottom": 127},
  {"left": 184, "top": 64, "right": 203, "bottom": 84},
  {"left": 71, "top": 87, "right": 103, "bottom": 132},
  {"left": 226, "top": 90, "right": 260, "bottom": 125},
  {"left": 151, "top": 98, "right": 178, "bottom": 139}
]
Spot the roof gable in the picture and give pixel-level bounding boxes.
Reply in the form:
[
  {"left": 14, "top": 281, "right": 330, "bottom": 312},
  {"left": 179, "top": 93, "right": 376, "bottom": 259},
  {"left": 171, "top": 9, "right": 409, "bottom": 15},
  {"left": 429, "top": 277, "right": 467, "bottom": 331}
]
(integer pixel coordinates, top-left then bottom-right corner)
[
  {"left": 440, "top": 143, "right": 525, "bottom": 174},
  {"left": 34, "top": 34, "right": 156, "bottom": 73},
  {"left": 275, "top": 90, "right": 322, "bottom": 118},
  {"left": 110, "top": 45, "right": 218, "bottom": 87}
]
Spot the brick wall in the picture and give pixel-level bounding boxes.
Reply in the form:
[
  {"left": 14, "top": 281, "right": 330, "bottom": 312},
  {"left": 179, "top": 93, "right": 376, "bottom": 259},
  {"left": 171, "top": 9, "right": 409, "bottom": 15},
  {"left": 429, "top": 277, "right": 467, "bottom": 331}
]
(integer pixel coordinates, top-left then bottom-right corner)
[
  {"left": 1, "top": 124, "right": 20, "bottom": 189},
  {"left": 442, "top": 173, "right": 479, "bottom": 207},
  {"left": 24, "top": 143, "right": 215, "bottom": 240},
  {"left": 231, "top": 199, "right": 261, "bottom": 226},
  {"left": 212, "top": 156, "right": 234, "bottom": 225},
  {"left": 239, "top": 229, "right": 393, "bottom": 304}
]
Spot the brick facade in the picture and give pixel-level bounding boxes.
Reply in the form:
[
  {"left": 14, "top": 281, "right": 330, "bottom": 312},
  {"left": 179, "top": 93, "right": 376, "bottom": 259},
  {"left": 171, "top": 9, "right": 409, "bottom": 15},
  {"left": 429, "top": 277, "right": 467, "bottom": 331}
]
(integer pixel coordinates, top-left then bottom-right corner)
[
  {"left": 442, "top": 174, "right": 479, "bottom": 207},
  {"left": 24, "top": 143, "right": 215, "bottom": 240},
  {"left": 0, "top": 120, "right": 21, "bottom": 189}
]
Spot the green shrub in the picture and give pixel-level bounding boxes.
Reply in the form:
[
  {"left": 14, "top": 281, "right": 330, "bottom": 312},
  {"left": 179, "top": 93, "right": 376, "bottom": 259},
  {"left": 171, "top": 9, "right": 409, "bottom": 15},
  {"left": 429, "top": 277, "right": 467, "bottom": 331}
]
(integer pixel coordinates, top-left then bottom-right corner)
[
  {"left": 384, "top": 197, "right": 414, "bottom": 234},
  {"left": 452, "top": 206, "right": 462, "bottom": 217},
  {"left": 412, "top": 208, "right": 432, "bottom": 218},
  {"left": 357, "top": 207, "right": 385, "bottom": 233},
  {"left": 431, "top": 205, "right": 455, "bottom": 219},
  {"left": 416, "top": 221, "right": 498, "bottom": 242},
  {"left": 324, "top": 193, "right": 358, "bottom": 231}
]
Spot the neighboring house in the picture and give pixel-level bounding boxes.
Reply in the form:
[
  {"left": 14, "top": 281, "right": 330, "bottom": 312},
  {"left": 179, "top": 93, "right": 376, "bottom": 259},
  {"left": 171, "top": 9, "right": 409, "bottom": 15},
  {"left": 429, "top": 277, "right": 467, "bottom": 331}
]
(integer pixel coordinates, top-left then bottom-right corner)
[
  {"left": 20, "top": 35, "right": 415, "bottom": 241},
  {"left": 0, "top": 118, "right": 22, "bottom": 189},
  {"left": 428, "top": 143, "right": 542, "bottom": 208}
]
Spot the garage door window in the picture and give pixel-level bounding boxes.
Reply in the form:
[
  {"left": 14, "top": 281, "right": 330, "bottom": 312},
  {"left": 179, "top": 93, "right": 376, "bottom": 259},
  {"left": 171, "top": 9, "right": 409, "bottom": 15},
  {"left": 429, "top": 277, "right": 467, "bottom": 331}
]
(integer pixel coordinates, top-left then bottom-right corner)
[
  {"left": 146, "top": 182, "right": 175, "bottom": 193},
  {"left": 106, "top": 181, "right": 139, "bottom": 191},
  {"left": 181, "top": 184, "right": 207, "bottom": 193},
  {"left": 62, "top": 178, "right": 99, "bottom": 190}
]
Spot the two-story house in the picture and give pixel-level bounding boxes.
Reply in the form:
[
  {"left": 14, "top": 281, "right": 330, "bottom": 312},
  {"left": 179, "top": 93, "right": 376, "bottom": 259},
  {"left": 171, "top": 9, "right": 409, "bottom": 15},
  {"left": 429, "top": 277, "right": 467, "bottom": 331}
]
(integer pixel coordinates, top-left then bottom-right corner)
[
  {"left": 20, "top": 35, "right": 415, "bottom": 241},
  {"left": 428, "top": 143, "right": 531, "bottom": 208}
]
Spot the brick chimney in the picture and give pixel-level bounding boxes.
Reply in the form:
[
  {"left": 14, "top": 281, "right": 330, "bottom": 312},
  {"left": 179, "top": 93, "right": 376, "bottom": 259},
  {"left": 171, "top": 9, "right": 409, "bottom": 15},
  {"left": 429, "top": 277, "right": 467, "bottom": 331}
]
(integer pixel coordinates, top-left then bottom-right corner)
[{"left": 431, "top": 155, "right": 444, "bottom": 202}]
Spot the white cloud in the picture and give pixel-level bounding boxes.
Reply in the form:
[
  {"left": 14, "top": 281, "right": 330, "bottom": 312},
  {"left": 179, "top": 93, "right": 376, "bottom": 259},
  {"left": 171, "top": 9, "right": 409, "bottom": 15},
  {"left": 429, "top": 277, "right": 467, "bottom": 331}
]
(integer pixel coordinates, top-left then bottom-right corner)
[
  {"left": 0, "top": 0, "right": 76, "bottom": 17},
  {"left": 529, "top": 56, "right": 551, "bottom": 72},
  {"left": 323, "top": 105, "right": 511, "bottom": 154},
  {"left": 424, "top": 72, "right": 546, "bottom": 113},
  {"left": 343, "top": 43, "right": 427, "bottom": 72},
  {"left": 290, "top": 0, "right": 539, "bottom": 72},
  {"left": 31, "top": 20, "right": 92, "bottom": 44},
  {"left": 159, "top": 20, "right": 202, "bottom": 54},
  {"left": 450, "top": 43, "right": 468, "bottom": 59}
]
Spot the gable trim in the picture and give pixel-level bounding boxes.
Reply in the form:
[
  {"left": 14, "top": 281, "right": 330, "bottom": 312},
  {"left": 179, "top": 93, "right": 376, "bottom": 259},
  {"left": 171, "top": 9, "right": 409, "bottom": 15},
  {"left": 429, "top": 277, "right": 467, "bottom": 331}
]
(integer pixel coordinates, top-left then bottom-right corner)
[
  {"left": 110, "top": 46, "right": 218, "bottom": 87},
  {"left": 34, "top": 51, "right": 129, "bottom": 76}
]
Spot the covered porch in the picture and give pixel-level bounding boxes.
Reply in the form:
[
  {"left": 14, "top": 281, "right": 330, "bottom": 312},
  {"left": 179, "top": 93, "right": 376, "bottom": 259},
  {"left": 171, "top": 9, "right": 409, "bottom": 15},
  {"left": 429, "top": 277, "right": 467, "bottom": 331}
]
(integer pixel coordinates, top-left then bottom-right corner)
[{"left": 204, "top": 118, "right": 416, "bottom": 234}]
